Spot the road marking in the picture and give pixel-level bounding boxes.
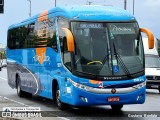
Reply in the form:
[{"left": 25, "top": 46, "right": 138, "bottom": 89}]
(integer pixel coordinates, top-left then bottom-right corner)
[
  {"left": 58, "top": 117, "right": 70, "bottom": 120},
  {"left": 0, "top": 77, "right": 7, "bottom": 81},
  {"left": 0, "top": 96, "right": 31, "bottom": 107},
  {"left": 0, "top": 96, "right": 70, "bottom": 120}
]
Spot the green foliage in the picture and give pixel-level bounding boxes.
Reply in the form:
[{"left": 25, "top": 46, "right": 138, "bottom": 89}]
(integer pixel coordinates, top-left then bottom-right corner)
[{"left": 0, "top": 50, "right": 6, "bottom": 59}]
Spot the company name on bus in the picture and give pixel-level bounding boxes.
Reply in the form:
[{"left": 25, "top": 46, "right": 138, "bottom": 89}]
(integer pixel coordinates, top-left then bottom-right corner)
[
  {"left": 110, "top": 25, "right": 133, "bottom": 33},
  {"left": 104, "top": 77, "right": 122, "bottom": 80},
  {"left": 33, "top": 52, "right": 50, "bottom": 63}
]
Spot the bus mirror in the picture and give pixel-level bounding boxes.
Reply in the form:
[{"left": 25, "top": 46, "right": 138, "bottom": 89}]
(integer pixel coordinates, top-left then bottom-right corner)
[
  {"left": 62, "top": 28, "right": 75, "bottom": 52},
  {"left": 140, "top": 28, "right": 154, "bottom": 49}
]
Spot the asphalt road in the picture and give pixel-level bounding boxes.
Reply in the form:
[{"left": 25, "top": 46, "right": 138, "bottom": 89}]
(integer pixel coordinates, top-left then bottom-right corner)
[{"left": 0, "top": 67, "right": 160, "bottom": 120}]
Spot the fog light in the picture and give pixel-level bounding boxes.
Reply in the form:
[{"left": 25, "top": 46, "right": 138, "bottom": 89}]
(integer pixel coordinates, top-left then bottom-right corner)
[{"left": 79, "top": 96, "right": 88, "bottom": 102}]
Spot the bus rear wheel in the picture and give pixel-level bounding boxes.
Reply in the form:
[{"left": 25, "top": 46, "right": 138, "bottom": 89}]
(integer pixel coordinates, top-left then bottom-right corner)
[
  {"left": 111, "top": 105, "right": 123, "bottom": 111},
  {"left": 17, "top": 76, "right": 25, "bottom": 97},
  {"left": 56, "top": 86, "right": 67, "bottom": 110}
]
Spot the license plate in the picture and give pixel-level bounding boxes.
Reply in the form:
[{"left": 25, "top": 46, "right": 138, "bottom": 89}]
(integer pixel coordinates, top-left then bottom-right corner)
[{"left": 108, "top": 97, "right": 120, "bottom": 102}]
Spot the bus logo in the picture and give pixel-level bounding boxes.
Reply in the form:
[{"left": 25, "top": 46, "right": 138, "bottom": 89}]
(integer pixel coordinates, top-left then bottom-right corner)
[
  {"left": 111, "top": 88, "right": 116, "bottom": 94},
  {"left": 34, "top": 48, "right": 50, "bottom": 64}
]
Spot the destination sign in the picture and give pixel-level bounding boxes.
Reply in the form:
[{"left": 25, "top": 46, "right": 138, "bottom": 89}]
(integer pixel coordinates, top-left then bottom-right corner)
[{"left": 79, "top": 23, "right": 103, "bottom": 29}]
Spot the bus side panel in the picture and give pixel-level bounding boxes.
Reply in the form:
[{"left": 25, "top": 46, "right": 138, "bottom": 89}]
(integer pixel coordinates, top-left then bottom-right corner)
[
  {"left": 36, "top": 48, "right": 61, "bottom": 99},
  {"left": 7, "top": 49, "right": 18, "bottom": 89},
  {"left": 19, "top": 47, "right": 60, "bottom": 99}
]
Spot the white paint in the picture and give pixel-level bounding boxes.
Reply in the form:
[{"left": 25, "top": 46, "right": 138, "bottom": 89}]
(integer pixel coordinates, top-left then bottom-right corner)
[
  {"left": 146, "top": 68, "right": 160, "bottom": 76},
  {"left": 22, "top": 66, "right": 39, "bottom": 95},
  {"left": 0, "top": 96, "right": 30, "bottom": 107},
  {"left": 142, "top": 37, "right": 158, "bottom": 55},
  {"left": 57, "top": 63, "right": 62, "bottom": 67},
  {"left": 58, "top": 117, "right": 70, "bottom": 120},
  {"left": 66, "top": 87, "right": 71, "bottom": 93},
  {"left": 0, "top": 95, "right": 70, "bottom": 119},
  {"left": 0, "top": 77, "right": 7, "bottom": 81}
]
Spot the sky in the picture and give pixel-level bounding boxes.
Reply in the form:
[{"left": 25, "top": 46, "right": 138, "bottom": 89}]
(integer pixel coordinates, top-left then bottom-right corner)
[{"left": 0, "top": 0, "right": 160, "bottom": 45}]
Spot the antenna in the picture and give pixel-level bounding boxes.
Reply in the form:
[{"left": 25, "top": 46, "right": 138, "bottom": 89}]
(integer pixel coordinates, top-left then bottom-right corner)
[
  {"left": 86, "top": 0, "right": 93, "bottom": 5},
  {"left": 124, "top": 0, "right": 127, "bottom": 10},
  {"left": 55, "top": 0, "right": 56, "bottom": 7}
]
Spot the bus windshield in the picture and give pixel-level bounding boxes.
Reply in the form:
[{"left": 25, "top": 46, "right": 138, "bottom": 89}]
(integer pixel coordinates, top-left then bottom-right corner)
[{"left": 71, "top": 22, "right": 144, "bottom": 78}]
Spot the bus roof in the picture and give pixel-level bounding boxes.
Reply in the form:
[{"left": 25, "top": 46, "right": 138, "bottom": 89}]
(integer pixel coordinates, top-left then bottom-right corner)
[{"left": 9, "top": 5, "right": 136, "bottom": 29}]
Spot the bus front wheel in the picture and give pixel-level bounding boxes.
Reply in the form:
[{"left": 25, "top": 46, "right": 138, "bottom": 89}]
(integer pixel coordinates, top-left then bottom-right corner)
[
  {"left": 56, "top": 86, "right": 67, "bottom": 110},
  {"left": 111, "top": 105, "right": 123, "bottom": 111}
]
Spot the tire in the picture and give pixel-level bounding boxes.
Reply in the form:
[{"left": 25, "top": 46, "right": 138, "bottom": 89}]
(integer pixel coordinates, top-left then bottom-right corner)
[
  {"left": 25, "top": 92, "right": 32, "bottom": 98},
  {"left": 17, "top": 76, "right": 25, "bottom": 97},
  {"left": 111, "top": 105, "right": 123, "bottom": 111},
  {"left": 56, "top": 86, "right": 67, "bottom": 110}
]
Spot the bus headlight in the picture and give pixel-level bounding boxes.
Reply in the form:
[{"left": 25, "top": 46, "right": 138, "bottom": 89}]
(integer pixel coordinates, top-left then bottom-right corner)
[
  {"left": 67, "top": 78, "right": 93, "bottom": 91},
  {"left": 133, "top": 81, "right": 146, "bottom": 89}
]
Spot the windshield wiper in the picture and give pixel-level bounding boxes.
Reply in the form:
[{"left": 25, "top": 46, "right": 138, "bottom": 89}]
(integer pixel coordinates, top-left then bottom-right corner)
[
  {"left": 148, "top": 67, "right": 160, "bottom": 68},
  {"left": 113, "top": 42, "right": 132, "bottom": 79},
  {"left": 97, "top": 51, "right": 111, "bottom": 74},
  {"left": 75, "top": 70, "right": 100, "bottom": 79}
]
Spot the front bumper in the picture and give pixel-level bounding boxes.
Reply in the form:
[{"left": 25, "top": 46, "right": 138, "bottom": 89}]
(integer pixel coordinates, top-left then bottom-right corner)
[{"left": 62, "top": 85, "right": 146, "bottom": 106}]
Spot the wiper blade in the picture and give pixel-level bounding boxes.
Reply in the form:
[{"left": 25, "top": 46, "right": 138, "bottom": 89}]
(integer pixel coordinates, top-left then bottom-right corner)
[
  {"left": 75, "top": 70, "right": 99, "bottom": 79},
  {"left": 98, "top": 52, "right": 111, "bottom": 74},
  {"left": 148, "top": 67, "right": 160, "bottom": 68},
  {"left": 113, "top": 42, "right": 132, "bottom": 79}
]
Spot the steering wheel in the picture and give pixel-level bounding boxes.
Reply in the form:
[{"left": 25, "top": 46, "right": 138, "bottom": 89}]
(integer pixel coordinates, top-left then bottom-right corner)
[{"left": 87, "top": 61, "right": 103, "bottom": 65}]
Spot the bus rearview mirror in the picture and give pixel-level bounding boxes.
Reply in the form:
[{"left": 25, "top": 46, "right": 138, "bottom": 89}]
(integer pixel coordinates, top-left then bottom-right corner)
[
  {"left": 140, "top": 28, "right": 154, "bottom": 49},
  {"left": 62, "top": 28, "right": 75, "bottom": 53}
]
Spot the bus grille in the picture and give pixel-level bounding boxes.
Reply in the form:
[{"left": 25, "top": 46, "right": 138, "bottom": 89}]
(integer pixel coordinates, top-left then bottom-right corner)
[{"left": 146, "top": 76, "right": 160, "bottom": 80}]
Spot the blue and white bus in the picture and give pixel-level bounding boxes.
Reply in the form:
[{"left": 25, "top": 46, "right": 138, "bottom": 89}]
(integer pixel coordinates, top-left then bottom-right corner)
[{"left": 7, "top": 5, "right": 154, "bottom": 110}]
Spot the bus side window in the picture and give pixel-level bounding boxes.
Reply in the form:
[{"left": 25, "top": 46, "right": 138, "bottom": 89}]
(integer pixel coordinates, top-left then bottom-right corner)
[
  {"left": 47, "top": 18, "right": 57, "bottom": 50},
  {"left": 62, "top": 37, "right": 72, "bottom": 70},
  {"left": 26, "top": 23, "right": 35, "bottom": 48},
  {"left": 34, "top": 17, "right": 57, "bottom": 50},
  {"left": 58, "top": 17, "right": 71, "bottom": 71},
  {"left": 8, "top": 28, "right": 20, "bottom": 49},
  {"left": 8, "top": 30, "right": 13, "bottom": 49}
]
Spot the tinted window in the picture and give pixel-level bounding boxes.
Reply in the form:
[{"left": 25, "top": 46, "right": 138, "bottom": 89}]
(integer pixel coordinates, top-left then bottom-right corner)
[
  {"left": 58, "top": 17, "right": 71, "bottom": 70},
  {"left": 7, "top": 17, "right": 57, "bottom": 50}
]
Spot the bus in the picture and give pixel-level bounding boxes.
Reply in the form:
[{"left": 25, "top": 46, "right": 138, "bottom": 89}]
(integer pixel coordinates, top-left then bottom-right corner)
[{"left": 7, "top": 5, "right": 154, "bottom": 110}]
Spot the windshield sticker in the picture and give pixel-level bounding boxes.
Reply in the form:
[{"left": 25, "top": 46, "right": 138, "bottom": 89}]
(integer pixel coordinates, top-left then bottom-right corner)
[
  {"left": 113, "top": 65, "right": 119, "bottom": 73},
  {"left": 79, "top": 23, "right": 103, "bottom": 29},
  {"left": 109, "top": 24, "right": 135, "bottom": 34},
  {"left": 112, "top": 60, "right": 118, "bottom": 66}
]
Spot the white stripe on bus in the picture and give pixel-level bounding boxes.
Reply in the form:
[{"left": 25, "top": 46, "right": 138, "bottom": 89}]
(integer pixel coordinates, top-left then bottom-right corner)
[{"left": 22, "top": 66, "right": 39, "bottom": 95}]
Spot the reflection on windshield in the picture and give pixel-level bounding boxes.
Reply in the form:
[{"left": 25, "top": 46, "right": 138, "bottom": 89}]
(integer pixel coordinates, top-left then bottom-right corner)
[
  {"left": 71, "top": 22, "right": 144, "bottom": 77},
  {"left": 145, "top": 56, "right": 160, "bottom": 68}
]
